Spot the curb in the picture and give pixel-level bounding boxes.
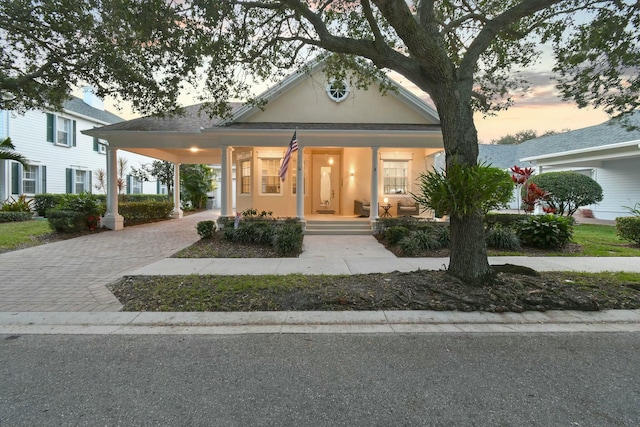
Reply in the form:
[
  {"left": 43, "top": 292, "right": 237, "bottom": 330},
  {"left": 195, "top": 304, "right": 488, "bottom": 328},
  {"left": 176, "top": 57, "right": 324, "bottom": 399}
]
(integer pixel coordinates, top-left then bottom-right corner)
[{"left": 1, "top": 310, "right": 640, "bottom": 335}]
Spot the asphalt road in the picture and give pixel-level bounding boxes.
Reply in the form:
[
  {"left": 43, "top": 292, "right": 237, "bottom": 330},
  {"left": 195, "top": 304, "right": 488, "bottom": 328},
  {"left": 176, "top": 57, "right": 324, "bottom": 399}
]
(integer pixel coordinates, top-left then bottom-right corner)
[{"left": 2, "top": 333, "right": 639, "bottom": 426}]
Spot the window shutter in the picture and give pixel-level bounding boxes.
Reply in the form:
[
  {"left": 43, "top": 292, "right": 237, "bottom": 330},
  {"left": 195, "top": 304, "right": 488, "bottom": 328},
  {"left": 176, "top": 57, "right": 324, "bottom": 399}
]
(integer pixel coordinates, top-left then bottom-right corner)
[
  {"left": 93, "top": 137, "right": 99, "bottom": 151},
  {"left": 41, "top": 166, "right": 47, "bottom": 194},
  {"left": 66, "top": 168, "right": 73, "bottom": 194},
  {"left": 88, "top": 171, "right": 93, "bottom": 193},
  {"left": 126, "top": 175, "right": 132, "bottom": 194},
  {"left": 72, "top": 121, "right": 77, "bottom": 146},
  {"left": 156, "top": 180, "right": 160, "bottom": 194},
  {"left": 46, "top": 114, "right": 54, "bottom": 142},
  {"left": 11, "top": 163, "right": 21, "bottom": 194}
]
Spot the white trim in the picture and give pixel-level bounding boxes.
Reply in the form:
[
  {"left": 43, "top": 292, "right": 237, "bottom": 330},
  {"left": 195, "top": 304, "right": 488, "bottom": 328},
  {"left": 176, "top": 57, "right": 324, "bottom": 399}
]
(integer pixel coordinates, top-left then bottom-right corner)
[{"left": 520, "top": 139, "right": 640, "bottom": 162}]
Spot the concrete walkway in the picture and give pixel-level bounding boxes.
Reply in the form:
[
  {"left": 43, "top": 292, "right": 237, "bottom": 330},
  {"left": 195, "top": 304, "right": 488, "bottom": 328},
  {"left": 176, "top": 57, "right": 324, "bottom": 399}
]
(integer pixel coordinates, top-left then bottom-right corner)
[{"left": 1, "top": 210, "right": 639, "bottom": 334}]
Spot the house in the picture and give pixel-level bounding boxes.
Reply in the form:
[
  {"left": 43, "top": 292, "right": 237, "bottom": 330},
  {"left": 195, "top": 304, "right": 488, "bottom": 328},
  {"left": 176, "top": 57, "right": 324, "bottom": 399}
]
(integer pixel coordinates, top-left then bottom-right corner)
[
  {"left": 0, "top": 88, "right": 165, "bottom": 203},
  {"left": 87, "top": 61, "right": 445, "bottom": 230},
  {"left": 478, "top": 111, "right": 640, "bottom": 219}
]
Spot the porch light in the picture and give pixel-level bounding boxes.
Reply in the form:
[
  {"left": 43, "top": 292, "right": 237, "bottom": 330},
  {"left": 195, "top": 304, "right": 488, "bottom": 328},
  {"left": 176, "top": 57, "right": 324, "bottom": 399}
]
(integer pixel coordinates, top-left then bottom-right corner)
[{"left": 190, "top": 147, "right": 199, "bottom": 153}]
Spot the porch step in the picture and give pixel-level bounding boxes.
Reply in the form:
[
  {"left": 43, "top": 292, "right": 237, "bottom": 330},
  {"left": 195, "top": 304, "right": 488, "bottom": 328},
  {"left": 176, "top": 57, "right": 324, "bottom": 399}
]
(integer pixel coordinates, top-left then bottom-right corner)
[{"left": 304, "top": 219, "right": 372, "bottom": 235}]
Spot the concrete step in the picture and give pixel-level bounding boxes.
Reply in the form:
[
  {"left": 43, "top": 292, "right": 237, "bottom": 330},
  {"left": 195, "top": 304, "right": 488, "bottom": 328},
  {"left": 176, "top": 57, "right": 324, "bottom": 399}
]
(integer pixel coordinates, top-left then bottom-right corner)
[{"left": 304, "top": 220, "right": 372, "bottom": 235}]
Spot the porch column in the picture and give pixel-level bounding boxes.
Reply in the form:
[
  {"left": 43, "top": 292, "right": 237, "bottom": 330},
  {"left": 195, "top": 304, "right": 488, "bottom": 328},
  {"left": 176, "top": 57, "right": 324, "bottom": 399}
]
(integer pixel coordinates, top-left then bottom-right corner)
[
  {"left": 296, "top": 146, "right": 305, "bottom": 219},
  {"left": 102, "top": 147, "right": 124, "bottom": 230},
  {"left": 171, "top": 162, "right": 183, "bottom": 219},
  {"left": 220, "top": 145, "right": 233, "bottom": 217},
  {"left": 370, "top": 146, "right": 380, "bottom": 220}
]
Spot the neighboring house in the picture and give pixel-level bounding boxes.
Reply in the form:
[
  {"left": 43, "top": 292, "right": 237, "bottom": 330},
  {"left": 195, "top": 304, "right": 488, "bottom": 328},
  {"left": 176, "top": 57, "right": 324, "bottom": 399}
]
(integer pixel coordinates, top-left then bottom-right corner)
[
  {"left": 478, "top": 111, "right": 640, "bottom": 219},
  {"left": 0, "top": 88, "right": 164, "bottom": 203},
  {"left": 88, "top": 61, "right": 445, "bottom": 230}
]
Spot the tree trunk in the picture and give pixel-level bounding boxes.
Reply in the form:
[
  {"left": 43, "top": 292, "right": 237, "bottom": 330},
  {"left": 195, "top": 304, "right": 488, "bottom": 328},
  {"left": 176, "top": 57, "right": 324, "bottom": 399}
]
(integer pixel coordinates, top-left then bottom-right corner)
[{"left": 432, "top": 83, "right": 494, "bottom": 282}]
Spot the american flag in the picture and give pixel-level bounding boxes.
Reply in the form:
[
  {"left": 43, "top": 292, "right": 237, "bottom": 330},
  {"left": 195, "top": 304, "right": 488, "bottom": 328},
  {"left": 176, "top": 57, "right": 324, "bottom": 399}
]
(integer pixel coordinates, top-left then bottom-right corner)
[{"left": 278, "top": 130, "right": 298, "bottom": 181}]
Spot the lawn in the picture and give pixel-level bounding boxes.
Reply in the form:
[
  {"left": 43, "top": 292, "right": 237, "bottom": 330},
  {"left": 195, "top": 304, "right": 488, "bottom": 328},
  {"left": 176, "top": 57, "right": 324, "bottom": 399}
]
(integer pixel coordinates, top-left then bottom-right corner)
[
  {"left": 570, "top": 224, "right": 638, "bottom": 256},
  {"left": 0, "top": 219, "right": 52, "bottom": 252}
]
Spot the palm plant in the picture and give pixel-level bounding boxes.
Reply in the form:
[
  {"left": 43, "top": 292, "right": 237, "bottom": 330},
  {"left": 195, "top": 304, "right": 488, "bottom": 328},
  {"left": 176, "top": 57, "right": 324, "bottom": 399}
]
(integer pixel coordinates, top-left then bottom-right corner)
[{"left": 0, "top": 138, "right": 28, "bottom": 167}]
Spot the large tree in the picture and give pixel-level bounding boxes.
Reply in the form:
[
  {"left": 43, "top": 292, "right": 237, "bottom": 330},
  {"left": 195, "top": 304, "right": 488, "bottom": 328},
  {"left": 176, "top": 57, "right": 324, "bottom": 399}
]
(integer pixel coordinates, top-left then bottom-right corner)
[{"left": 2, "top": 1, "right": 639, "bottom": 281}]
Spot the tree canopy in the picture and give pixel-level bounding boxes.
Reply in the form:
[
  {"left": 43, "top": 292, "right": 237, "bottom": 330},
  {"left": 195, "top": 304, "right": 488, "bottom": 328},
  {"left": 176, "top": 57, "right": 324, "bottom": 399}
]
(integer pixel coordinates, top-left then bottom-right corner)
[
  {"left": 3, "top": 0, "right": 639, "bottom": 280},
  {"left": 490, "top": 129, "right": 565, "bottom": 145}
]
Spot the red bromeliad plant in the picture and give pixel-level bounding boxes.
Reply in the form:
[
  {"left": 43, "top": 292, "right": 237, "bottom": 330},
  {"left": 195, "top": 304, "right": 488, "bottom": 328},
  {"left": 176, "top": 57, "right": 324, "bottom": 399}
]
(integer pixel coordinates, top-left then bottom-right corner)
[{"left": 510, "top": 166, "right": 551, "bottom": 213}]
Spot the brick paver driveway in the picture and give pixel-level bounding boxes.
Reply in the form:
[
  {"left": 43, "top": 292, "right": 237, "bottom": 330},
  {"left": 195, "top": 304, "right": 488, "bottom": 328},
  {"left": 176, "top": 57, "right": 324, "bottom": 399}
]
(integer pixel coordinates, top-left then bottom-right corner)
[{"left": 0, "top": 211, "right": 213, "bottom": 312}]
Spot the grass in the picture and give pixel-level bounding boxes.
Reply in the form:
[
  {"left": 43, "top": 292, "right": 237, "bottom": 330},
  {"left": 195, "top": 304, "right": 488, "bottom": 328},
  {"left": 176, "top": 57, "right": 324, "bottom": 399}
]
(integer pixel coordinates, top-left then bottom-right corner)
[
  {"left": 0, "top": 219, "right": 52, "bottom": 251},
  {"left": 569, "top": 224, "right": 638, "bottom": 256}
]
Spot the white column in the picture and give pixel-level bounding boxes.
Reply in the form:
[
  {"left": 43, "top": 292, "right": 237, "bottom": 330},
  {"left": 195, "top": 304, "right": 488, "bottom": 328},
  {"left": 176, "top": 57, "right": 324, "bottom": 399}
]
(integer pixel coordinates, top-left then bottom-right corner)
[
  {"left": 220, "top": 146, "right": 233, "bottom": 217},
  {"left": 171, "top": 162, "right": 183, "bottom": 219},
  {"left": 370, "top": 146, "right": 380, "bottom": 220},
  {"left": 296, "top": 146, "right": 305, "bottom": 219},
  {"left": 102, "top": 147, "right": 124, "bottom": 230},
  {"left": 226, "top": 146, "right": 234, "bottom": 214}
]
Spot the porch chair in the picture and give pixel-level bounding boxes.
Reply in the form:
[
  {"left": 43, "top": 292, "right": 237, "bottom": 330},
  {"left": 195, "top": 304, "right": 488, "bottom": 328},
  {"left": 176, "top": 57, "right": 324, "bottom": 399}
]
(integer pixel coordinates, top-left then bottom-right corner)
[
  {"left": 354, "top": 199, "right": 371, "bottom": 217},
  {"left": 397, "top": 198, "right": 419, "bottom": 216}
]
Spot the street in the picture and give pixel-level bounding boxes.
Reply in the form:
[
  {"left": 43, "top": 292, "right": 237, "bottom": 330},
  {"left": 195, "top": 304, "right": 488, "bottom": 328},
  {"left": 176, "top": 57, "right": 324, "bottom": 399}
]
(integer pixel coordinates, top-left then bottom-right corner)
[{"left": 2, "top": 333, "right": 639, "bottom": 426}]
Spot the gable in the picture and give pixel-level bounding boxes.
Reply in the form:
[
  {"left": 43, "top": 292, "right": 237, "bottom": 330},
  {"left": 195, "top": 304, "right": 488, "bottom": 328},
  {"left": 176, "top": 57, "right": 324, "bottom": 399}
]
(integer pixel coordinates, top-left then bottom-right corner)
[{"left": 239, "top": 68, "right": 438, "bottom": 125}]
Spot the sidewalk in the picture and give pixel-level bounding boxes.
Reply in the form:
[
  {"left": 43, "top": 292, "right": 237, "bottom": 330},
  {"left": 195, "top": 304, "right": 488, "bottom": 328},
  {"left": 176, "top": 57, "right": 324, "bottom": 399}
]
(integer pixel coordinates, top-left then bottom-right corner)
[{"left": 1, "top": 210, "right": 639, "bottom": 334}]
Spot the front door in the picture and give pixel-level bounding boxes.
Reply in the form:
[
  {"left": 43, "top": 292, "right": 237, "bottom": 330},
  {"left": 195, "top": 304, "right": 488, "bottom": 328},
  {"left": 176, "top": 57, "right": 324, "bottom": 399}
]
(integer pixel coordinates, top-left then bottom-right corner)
[{"left": 312, "top": 154, "right": 340, "bottom": 214}]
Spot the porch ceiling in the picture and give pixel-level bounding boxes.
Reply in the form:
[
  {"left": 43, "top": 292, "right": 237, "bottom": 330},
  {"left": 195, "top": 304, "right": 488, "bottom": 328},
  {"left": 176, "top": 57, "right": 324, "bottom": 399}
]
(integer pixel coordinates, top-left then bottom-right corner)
[{"left": 89, "top": 128, "right": 444, "bottom": 164}]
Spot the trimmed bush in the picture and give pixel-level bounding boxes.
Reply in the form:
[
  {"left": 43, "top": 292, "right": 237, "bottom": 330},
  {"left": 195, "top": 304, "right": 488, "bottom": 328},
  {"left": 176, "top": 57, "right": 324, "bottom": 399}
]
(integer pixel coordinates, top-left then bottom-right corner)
[
  {"left": 33, "top": 194, "right": 64, "bottom": 216},
  {"left": 120, "top": 194, "right": 170, "bottom": 203},
  {"left": 57, "top": 193, "right": 105, "bottom": 217},
  {"left": 47, "top": 210, "right": 86, "bottom": 233},
  {"left": 272, "top": 222, "right": 303, "bottom": 256},
  {"left": 196, "top": 220, "right": 216, "bottom": 239},
  {"left": 0, "top": 211, "right": 33, "bottom": 222},
  {"left": 484, "top": 213, "right": 530, "bottom": 229},
  {"left": 516, "top": 215, "right": 573, "bottom": 248},
  {"left": 118, "top": 201, "right": 174, "bottom": 225},
  {"left": 485, "top": 226, "right": 521, "bottom": 250},
  {"left": 616, "top": 217, "right": 640, "bottom": 245},
  {"left": 527, "top": 171, "right": 603, "bottom": 216}
]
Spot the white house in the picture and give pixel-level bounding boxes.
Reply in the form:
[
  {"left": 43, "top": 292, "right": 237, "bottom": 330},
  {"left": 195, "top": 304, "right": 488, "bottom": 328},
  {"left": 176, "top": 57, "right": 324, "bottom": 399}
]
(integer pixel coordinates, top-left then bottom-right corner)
[
  {"left": 0, "top": 88, "right": 164, "bottom": 203},
  {"left": 478, "top": 111, "right": 640, "bottom": 219},
  {"left": 87, "top": 61, "right": 445, "bottom": 230}
]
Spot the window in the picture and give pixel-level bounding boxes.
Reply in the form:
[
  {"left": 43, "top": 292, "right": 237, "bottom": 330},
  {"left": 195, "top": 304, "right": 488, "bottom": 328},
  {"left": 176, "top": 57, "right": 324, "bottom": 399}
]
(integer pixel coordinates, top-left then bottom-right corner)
[
  {"left": 127, "top": 175, "right": 142, "bottom": 194},
  {"left": 23, "top": 165, "right": 38, "bottom": 194},
  {"left": 75, "top": 170, "right": 89, "bottom": 193},
  {"left": 47, "top": 113, "right": 76, "bottom": 147},
  {"left": 261, "top": 159, "right": 281, "bottom": 194},
  {"left": 66, "top": 168, "right": 90, "bottom": 194},
  {"left": 12, "top": 163, "right": 46, "bottom": 195},
  {"left": 240, "top": 159, "right": 251, "bottom": 194},
  {"left": 326, "top": 80, "right": 350, "bottom": 103},
  {"left": 291, "top": 157, "right": 297, "bottom": 195},
  {"left": 383, "top": 161, "right": 409, "bottom": 195},
  {"left": 58, "top": 117, "right": 71, "bottom": 145}
]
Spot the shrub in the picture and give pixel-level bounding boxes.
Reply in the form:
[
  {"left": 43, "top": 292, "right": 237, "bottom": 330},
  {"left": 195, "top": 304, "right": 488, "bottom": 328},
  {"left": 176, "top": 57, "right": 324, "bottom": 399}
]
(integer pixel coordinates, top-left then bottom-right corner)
[
  {"left": 272, "top": 222, "right": 303, "bottom": 256},
  {"left": 484, "top": 213, "right": 530, "bottom": 229},
  {"left": 384, "top": 226, "right": 410, "bottom": 245},
  {"left": 0, "top": 211, "right": 33, "bottom": 222},
  {"left": 527, "top": 171, "right": 603, "bottom": 216},
  {"left": 485, "top": 226, "right": 521, "bottom": 250},
  {"left": 516, "top": 215, "right": 574, "bottom": 248},
  {"left": 432, "top": 224, "right": 450, "bottom": 247},
  {"left": 1, "top": 195, "right": 33, "bottom": 213},
  {"left": 196, "top": 220, "right": 216, "bottom": 239},
  {"left": 118, "top": 201, "right": 174, "bottom": 225},
  {"left": 413, "top": 229, "right": 442, "bottom": 250},
  {"left": 57, "top": 193, "right": 105, "bottom": 217},
  {"left": 398, "top": 235, "right": 422, "bottom": 256},
  {"left": 414, "top": 162, "right": 514, "bottom": 218},
  {"left": 33, "top": 194, "right": 64, "bottom": 216},
  {"left": 616, "top": 217, "right": 640, "bottom": 245},
  {"left": 47, "top": 210, "right": 86, "bottom": 233},
  {"left": 120, "top": 194, "right": 169, "bottom": 203}
]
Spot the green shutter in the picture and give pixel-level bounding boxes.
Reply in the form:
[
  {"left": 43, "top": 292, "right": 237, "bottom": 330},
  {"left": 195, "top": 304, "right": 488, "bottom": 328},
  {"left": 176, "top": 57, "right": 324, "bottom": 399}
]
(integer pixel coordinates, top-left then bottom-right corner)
[
  {"left": 46, "top": 113, "right": 54, "bottom": 142},
  {"left": 156, "top": 180, "right": 160, "bottom": 194},
  {"left": 11, "top": 163, "right": 20, "bottom": 194},
  {"left": 41, "top": 166, "right": 47, "bottom": 194},
  {"left": 93, "top": 137, "right": 99, "bottom": 151},
  {"left": 66, "top": 168, "right": 73, "bottom": 194},
  {"left": 126, "top": 175, "right": 132, "bottom": 194},
  {"left": 88, "top": 171, "right": 92, "bottom": 193},
  {"left": 72, "top": 120, "right": 77, "bottom": 146}
]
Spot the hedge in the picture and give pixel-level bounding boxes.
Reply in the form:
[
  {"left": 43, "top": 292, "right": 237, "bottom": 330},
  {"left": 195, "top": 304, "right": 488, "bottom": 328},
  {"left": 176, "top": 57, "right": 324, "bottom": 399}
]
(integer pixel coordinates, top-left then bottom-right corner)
[
  {"left": 119, "top": 201, "right": 174, "bottom": 225},
  {"left": 616, "top": 217, "right": 640, "bottom": 245},
  {"left": 47, "top": 210, "right": 86, "bottom": 233},
  {"left": 484, "top": 213, "right": 530, "bottom": 229},
  {"left": 0, "top": 211, "right": 33, "bottom": 223}
]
